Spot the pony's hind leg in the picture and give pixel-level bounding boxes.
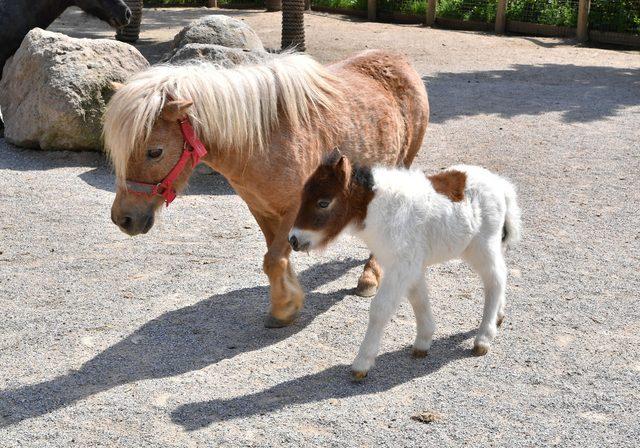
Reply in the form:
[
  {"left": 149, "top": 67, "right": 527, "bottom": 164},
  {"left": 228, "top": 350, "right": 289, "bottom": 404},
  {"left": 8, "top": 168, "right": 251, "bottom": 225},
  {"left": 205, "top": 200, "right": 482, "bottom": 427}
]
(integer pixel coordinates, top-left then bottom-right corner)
[
  {"left": 463, "top": 240, "right": 507, "bottom": 356},
  {"left": 356, "top": 254, "right": 382, "bottom": 297},
  {"left": 407, "top": 277, "right": 436, "bottom": 358}
]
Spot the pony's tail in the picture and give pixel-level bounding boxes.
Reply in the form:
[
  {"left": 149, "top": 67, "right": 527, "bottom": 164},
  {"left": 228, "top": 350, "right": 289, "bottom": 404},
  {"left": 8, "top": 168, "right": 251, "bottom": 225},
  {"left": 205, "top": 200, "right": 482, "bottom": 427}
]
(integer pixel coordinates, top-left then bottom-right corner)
[{"left": 501, "top": 180, "right": 522, "bottom": 250}]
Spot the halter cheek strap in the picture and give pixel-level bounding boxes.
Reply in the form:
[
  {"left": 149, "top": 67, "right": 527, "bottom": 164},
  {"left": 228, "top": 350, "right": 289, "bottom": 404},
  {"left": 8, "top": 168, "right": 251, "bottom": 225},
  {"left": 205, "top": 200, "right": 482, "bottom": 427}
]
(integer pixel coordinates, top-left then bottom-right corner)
[{"left": 125, "top": 118, "right": 208, "bottom": 206}]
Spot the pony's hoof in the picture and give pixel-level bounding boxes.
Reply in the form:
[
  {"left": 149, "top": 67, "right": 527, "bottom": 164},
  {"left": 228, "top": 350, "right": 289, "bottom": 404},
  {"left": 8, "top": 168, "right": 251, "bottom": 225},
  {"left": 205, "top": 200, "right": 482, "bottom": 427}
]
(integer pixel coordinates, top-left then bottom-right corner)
[
  {"left": 412, "top": 348, "right": 429, "bottom": 358},
  {"left": 497, "top": 315, "right": 505, "bottom": 327},
  {"left": 355, "top": 280, "right": 377, "bottom": 298},
  {"left": 351, "top": 370, "right": 368, "bottom": 381},
  {"left": 472, "top": 343, "right": 489, "bottom": 356},
  {"left": 264, "top": 312, "right": 298, "bottom": 328}
]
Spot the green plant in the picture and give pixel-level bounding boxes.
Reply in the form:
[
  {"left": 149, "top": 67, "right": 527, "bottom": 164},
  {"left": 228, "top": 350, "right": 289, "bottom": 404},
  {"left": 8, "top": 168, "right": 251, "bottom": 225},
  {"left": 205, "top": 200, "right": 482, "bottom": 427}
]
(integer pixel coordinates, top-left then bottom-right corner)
[
  {"left": 311, "top": 0, "right": 367, "bottom": 9},
  {"left": 589, "top": 0, "right": 640, "bottom": 34},
  {"left": 437, "top": 0, "right": 497, "bottom": 22},
  {"left": 143, "top": 0, "right": 207, "bottom": 5},
  {"left": 507, "top": 0, "right": 577, "bottom": 27}
]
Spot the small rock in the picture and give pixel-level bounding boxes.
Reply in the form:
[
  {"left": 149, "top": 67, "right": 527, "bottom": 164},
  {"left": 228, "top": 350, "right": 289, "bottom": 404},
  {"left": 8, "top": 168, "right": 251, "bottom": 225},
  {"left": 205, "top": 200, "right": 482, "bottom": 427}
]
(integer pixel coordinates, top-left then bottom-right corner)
[{"left": 411, "top": 411, "right": 442, "bottom": 424}]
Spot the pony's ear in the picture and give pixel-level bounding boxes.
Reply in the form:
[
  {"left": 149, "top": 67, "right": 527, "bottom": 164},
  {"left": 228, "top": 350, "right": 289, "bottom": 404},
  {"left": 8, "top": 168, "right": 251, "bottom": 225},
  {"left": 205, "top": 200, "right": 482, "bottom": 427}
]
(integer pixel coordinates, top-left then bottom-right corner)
[
  {"left": 323, "top": 147, "right": 343, "bottom": 166},
  {"left": 161, "top": 99, "right": 193, "bottom": 121},
  {"left": 110, "top": 81, "right": 124, "bottom": 91}
]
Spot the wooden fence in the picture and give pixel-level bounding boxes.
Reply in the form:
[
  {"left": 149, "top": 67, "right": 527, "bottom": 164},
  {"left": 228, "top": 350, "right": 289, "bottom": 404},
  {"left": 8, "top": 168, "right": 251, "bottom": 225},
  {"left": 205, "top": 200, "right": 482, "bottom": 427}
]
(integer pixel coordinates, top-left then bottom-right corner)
[{"left": 311, "top": 0, "right": 640, "bottom": 48}]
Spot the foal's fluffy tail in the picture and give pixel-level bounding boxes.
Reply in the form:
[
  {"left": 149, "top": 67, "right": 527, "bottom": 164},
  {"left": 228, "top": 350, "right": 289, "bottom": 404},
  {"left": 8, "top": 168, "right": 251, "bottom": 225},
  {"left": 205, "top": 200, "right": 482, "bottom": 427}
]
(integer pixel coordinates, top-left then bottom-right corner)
[{"left": 502, "top": 180, "right": 522, "bottom": 250}]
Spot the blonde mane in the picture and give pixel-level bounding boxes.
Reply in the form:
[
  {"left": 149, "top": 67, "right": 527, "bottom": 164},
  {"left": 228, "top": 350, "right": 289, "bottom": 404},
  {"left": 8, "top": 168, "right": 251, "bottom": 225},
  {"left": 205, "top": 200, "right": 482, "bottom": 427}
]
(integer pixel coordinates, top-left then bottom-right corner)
[{"left": 103, "top": 53, "right": 340, "bottom": 179}]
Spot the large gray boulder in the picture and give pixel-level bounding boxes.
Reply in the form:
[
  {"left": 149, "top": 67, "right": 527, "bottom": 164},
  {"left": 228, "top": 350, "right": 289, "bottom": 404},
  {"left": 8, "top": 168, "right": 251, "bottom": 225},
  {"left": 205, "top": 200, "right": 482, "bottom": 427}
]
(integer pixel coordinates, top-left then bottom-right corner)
[
  {"left": 0, "top": 28, "right": 149, "bottom": 151},
  {"left": 167, "top": 43, "right": 269, "bottom": 67},
  {"left": 163, "top": 15, "right": 264, "bottom": 62}
]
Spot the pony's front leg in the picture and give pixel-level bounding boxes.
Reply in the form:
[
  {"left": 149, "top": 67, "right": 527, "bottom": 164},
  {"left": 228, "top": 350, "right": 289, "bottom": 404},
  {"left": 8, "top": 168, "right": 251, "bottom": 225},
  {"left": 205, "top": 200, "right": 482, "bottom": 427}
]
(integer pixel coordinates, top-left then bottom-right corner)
[
  {"left": 263, "top": 212, "right": 305, "bottom": 328},
  {"left": 352, "top": 267, "right": 412, "bottom": 379}
]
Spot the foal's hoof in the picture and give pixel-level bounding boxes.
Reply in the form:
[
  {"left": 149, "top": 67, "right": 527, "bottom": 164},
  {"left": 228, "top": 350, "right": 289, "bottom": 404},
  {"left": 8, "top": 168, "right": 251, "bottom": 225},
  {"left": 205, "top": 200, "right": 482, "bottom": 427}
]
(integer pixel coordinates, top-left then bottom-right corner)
[
  {"left": 497, "top": 315, "right": 505, "bottom": 327},
  {"left": 351, "top": 370, "right": 368, "bottom": 381},
  {"left": 355, "top": 280, "right": 377, "bottom": 298},
  {"left": 472, "top": 344, "right": 489, "bottom": 356},
  {"left": 412, "top": 348, "right": 429, "bottom": 358},
  {"left": 264, "top": 312, "right": 299, "bottom": 328}
]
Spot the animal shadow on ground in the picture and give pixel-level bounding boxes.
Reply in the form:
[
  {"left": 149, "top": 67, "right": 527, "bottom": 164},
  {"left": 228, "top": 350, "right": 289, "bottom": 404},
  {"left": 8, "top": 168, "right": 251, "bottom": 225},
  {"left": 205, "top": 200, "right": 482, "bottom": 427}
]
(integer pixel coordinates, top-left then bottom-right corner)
[
  {"left": 0, "top": 143, "right": 234, "bottom": 196},
  {"left": 0, "top": 258, "right": 361, "bottom": 428},
  {"left": 424, "top": 65, "right": 640, "bottom": 124},
  {"left": 78, "top": 164, "right": 236, "bottom": 195},
  {"left": 171, "top": 330, "right": 476, "bottom": 430}
]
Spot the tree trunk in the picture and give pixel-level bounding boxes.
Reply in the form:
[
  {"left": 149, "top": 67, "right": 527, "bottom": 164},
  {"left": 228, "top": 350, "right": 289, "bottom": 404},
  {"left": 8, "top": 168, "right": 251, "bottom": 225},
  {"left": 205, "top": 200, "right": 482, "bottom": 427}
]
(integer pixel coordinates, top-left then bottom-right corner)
[
  {"left": 281, "top": 0, "right": 306, "bottom": 51},
  {"left": 116, "top": 0, "right": 143, "bottom": 43}
]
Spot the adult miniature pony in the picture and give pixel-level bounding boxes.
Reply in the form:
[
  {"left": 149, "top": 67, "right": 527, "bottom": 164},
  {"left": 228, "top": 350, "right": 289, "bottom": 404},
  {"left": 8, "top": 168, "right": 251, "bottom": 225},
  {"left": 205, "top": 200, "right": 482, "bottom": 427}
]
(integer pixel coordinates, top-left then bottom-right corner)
[{"left": 104, "top": 50, "right": 429, "bottom": 327}]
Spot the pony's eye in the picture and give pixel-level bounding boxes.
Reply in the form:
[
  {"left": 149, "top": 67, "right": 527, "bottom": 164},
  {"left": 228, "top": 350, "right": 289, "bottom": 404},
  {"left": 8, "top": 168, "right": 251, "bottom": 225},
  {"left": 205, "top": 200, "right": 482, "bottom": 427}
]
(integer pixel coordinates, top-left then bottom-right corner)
[
  {"left": 147, "top": 147, "right": 163, "bottom": 159},
  {"left": 317, "top": 199, "right": 331, "bottom": 209}
]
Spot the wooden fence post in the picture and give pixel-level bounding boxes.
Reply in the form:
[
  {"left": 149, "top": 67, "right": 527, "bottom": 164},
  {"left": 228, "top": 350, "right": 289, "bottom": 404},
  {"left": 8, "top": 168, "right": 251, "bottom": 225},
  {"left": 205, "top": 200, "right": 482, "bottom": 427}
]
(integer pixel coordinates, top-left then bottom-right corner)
[
  {"left": 426, "top": 0, "right": 437, "bottom": 27},
  {"left": 495, "top": 0, "right": 507, "bottom": 33},
  {"left": 368, "top": 0, "right": 376, "bottom": 21},
  {"left": 208, "top": 0, "right": 217, "bottom": 7},
  {"left": 576, "top": 0, "right": 590, "bottom": 42}
]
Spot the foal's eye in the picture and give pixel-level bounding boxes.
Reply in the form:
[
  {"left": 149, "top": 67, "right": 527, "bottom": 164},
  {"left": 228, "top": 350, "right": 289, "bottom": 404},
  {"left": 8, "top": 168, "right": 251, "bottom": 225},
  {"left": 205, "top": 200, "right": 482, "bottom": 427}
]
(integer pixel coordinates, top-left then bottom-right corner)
[
  {"left": 317, "top": 199, "right": 331, "bottom": 209},
  {"left": 147, "top": 147, "right": 163, "bottom": 159}
]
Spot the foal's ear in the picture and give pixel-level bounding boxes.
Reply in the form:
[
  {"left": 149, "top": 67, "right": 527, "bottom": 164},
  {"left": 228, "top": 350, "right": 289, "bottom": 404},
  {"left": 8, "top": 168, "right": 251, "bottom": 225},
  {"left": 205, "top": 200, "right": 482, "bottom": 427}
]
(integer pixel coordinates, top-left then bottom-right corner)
[
  {"left": 323, "top": 147, "right": 343, "bottom": 166},
  {"left": 335, "top": 153, "right": 352, "bottom": 187},
  {"left": 161, "top": 99, "right": 194, "bottom": 121}
]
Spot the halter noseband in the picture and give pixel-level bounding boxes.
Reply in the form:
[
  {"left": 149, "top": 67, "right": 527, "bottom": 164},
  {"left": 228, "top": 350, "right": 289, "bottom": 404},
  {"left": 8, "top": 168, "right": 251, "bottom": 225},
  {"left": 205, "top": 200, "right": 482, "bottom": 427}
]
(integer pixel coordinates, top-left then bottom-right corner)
[{"left": 125, "top": 118, "right": 208, "bottom": 206}]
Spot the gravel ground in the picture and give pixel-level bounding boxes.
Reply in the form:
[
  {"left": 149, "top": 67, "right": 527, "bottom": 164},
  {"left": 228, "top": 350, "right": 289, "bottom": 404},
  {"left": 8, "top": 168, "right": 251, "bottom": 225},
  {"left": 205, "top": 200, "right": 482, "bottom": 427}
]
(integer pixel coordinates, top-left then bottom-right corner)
[{"left": 1, "top": 7, "right": 639, "bottom": 448}]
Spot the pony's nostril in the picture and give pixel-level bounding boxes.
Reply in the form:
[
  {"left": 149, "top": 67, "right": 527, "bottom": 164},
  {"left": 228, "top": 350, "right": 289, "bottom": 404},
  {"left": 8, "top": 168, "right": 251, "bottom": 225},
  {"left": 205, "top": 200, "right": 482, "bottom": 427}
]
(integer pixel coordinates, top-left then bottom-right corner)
[
  {"left": 119, "top": 215, "right": 133, "bottom": 230},
  {"left": 124, "top": 8, "right": 131, "bottom": 21}
]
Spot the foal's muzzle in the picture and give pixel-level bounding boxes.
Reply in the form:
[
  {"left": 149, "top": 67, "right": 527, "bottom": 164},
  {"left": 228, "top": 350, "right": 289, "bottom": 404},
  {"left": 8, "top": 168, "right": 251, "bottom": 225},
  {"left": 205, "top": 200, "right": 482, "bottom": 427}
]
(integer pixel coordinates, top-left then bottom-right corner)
[{"left": 289, "top": 235, "right": 309, "bottom": 252}]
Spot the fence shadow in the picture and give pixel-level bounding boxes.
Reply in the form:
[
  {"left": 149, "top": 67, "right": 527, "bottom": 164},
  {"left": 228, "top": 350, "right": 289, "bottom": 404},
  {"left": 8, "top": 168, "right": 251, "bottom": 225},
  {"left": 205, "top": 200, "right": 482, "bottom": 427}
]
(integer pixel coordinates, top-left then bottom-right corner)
[
  {"left": 0, "top": 258, "right": 362, "bottom": 428},
  {"left": 171, "top": 329, "right": 476, "bottom": 430},
  {"left": 424, "top": 64, "right": 640, "bottom": 123}
]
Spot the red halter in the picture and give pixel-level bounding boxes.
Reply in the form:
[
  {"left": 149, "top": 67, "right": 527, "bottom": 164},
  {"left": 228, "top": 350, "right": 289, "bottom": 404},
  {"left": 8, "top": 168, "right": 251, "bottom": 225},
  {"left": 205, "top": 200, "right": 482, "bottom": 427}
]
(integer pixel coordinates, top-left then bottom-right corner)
[{"left": 125, "top": 118, "right": 208, "bottom": 206}]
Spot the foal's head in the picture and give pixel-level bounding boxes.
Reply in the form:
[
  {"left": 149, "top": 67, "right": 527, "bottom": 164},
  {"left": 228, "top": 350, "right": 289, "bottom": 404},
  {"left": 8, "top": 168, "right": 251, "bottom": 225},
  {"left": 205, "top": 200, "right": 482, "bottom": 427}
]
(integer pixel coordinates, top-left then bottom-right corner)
[
  {"left": 107, "top": 94, "right": 196, "bottom": 236},
  {"left": 289, "top": 149, "right": 374, "bottom": 252}
]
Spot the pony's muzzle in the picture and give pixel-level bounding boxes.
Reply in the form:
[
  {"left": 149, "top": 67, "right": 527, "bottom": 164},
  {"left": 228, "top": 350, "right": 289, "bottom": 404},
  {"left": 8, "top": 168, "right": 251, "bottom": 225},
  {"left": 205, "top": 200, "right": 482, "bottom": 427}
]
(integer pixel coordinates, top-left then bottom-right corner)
[{"left": 111, "top": 210, "right": 154, "bottom": 236}]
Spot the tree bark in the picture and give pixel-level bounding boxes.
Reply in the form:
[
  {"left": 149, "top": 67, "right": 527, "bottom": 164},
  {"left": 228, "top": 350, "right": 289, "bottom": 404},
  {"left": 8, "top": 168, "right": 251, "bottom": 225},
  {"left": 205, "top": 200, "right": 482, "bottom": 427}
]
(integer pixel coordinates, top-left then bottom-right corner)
[
  {"left": 281, "top": 0, "right": 306, "bottom": 51},
  {"left": 116, "top": 0, "right": 143, "bottom": 43}
]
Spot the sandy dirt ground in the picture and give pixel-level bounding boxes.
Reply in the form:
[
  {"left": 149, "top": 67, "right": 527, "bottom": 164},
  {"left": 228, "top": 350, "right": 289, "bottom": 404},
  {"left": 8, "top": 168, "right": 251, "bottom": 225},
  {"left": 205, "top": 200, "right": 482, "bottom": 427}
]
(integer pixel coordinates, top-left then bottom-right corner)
[{"left": 1, "top": 6, "right": 639, "bottom": 447}]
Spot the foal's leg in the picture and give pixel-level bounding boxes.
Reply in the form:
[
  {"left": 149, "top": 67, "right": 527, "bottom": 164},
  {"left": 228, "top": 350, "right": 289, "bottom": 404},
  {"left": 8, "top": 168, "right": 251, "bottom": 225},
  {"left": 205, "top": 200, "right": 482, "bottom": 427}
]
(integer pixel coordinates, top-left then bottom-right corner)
[
  {"left": 262, "top": 210, "right": 305, "bottom": 328},
  {"left": 356, "top": 254, "right": 382, "bottom": 297},
  {"left": 352, "top": 267, "right": 414, "bottom": 379},
  {"left": 463, "top": 240, "right": 507, "bottom": 356},
  {"left": 407, "top": 277, "right": 436, "bottom": 358}
]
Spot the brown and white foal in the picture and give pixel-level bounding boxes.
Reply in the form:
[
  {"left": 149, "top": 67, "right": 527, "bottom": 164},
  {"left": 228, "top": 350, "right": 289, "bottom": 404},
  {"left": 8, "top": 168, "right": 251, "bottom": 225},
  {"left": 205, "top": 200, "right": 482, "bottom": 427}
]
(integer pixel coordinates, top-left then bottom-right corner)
[{"left": 289, "top": 150, "right": 521, "bottom": 379}]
